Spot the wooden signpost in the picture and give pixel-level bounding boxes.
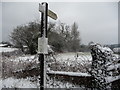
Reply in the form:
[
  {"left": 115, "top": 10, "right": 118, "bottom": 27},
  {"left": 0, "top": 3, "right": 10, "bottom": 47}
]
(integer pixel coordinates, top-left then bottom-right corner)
[{"left": 38, "top": 2, "right": 57, "bottom": 90}]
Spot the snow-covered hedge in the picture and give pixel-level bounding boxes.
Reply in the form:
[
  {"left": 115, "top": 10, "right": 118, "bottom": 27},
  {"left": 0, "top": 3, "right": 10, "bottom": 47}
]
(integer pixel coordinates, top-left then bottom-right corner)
[{"left": 90, "top": 43, "right": 120, "bottom": 89}]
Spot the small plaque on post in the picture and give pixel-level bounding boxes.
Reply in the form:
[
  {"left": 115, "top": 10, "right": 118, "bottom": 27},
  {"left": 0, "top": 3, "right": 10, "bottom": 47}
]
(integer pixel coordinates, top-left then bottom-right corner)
[{"left": 38, "top": 37, "right": 48, "bottom": 54}]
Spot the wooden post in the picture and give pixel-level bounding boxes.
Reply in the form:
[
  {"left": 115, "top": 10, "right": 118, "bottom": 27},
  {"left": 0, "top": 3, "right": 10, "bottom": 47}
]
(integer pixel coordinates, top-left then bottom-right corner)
[
  {"left": 38, "top": 2, "right": 57, "bottom": 90},
  {"left": 39, "top": 2, "right": 48, "bottom": 90}
]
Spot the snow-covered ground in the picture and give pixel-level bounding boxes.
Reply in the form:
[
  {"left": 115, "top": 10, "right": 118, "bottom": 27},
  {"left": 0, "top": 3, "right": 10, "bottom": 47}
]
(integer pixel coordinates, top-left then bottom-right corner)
[
  {"left": 106, "top": 75, "right": 120, "bottom": 83},
  {"left": 1, "top": 48, "right": 119, "bottom": 89},
  {"left": 0, "top": 44, "right": 8, "bottom": 47},
  {"left": 1, "top": 52, "right": 92, "bottom": 89},
  {"left": 0, "top": 47, "right": 18, "bottom": 53},
  {"left": 54, "top": 52, "right": 119, "bottom": 66},
  {"left": 0, "top": 76, "right": 83, "bottom": 89},
  {"left": 55, "top": 52, "right": 92, "bottom": 64},
  {"left": 9, "top": 55, "right": 37, "bottom": 62},
  {"left": 107, "top": 63, "right": 120, "bottom": 71},
  {"left": 1, "top": 77, "right": 37, "bottom": 88},
  {"left": 114, "top": 54, "right": 120, "bottom": 58}
]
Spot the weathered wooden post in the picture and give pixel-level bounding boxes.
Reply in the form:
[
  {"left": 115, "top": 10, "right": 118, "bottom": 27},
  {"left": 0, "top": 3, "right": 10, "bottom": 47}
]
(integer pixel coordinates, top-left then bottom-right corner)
[{"left": 38, "top": 2, "right": 57, "bottom": 90}]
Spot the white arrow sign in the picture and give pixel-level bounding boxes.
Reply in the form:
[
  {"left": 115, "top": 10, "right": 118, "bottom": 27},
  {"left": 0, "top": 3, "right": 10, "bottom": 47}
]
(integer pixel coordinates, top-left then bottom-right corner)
[
  {"left": 39, "top": 4, "right": 57, "bottom": 20},
  {"left": 48, "top": 10, "right": 57, "bottom": 20}
]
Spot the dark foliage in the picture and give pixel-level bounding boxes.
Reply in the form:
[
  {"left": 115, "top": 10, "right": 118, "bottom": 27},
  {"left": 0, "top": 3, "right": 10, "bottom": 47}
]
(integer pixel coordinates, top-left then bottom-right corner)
[{"left": 10, "top": 21, "right": 81, "bottom": 54}]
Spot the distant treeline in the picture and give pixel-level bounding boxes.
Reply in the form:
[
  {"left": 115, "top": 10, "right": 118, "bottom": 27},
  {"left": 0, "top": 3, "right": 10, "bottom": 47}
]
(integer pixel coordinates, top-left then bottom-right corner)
[{"left": 106, "top": 44, "right": 120, "bottom": 50}]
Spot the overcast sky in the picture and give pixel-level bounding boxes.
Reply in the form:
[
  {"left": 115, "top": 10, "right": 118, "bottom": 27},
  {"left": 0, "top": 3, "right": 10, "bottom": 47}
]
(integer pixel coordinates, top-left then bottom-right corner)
[{"left": 1, "top": 2, "right": 118, "bottom": 45}]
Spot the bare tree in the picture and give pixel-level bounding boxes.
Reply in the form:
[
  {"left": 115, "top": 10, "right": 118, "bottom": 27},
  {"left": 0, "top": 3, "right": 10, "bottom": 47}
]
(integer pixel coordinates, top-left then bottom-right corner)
[
  {"left": 11, "top": 21, "right": 81, "bottom": 54},
  {"left": 11, "top": 21, "right": 40, "bottom": 54},
  {"left": 70, "top": 22, "right": 80, "bottom": 52}
]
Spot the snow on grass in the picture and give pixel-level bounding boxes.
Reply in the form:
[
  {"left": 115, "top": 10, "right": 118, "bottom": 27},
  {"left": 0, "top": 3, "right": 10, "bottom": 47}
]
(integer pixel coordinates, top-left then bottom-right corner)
[
  {"left": 47, "top": 52, "right": 92, "bottom": 72},
  {"left": 114, "top": 54, "right": 120, "bottom": 59},
  {"left": 2, "top": 77, "right": 37, "bottom": 88},
  {"left": 55, "top": 52, "right": 92, "bottom": 64},
  {"left": 0, "top": 47, "right": 18, "bottom": 53},
  {"left": 106, "top": 75, "right": 120, "bottom": 83},
  {"left": 0, "top": 44, "right": 8, "bottom": 47},
  {"left": 107, "top": 63, "right": 120, "bottom": 71},
  {"left": 47, "top": 78, "right": 81, "bottom": 88},
  {"left": 2, "top": 55, "right": 39, "bottom": 77},
  {"left": 10, "top": 55, "right": 37, "bottom": 62},
  {"left": 0, "top": 76, "right": 84, "bottom": 88}
]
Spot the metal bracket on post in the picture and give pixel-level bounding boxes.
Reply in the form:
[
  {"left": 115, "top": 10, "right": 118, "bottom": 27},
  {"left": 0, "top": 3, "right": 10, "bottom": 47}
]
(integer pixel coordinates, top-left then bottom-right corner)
[{"left": 38, "top": 37, "right": 48, "bottom": 54}]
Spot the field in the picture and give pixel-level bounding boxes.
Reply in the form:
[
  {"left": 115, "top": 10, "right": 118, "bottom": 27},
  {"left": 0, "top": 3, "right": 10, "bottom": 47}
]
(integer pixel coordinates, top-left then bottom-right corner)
[
  {"left": 0, "top": 47, "right": 18, "bottom": 53},
  {"left": 0, "top": 47, "right": 119, "bottom": 89}
]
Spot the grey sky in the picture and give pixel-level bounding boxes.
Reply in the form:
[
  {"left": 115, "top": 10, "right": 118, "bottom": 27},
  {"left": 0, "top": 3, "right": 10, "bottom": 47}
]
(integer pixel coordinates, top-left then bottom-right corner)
[
  {"left": 1, "top": 2, "right": 118, "bottom": 45},
  {"left": 118, "top": 2, "right": 120, "bottom": 43},
  {"left": 0, "top": 2, "right": 2, "bottom": 42}
]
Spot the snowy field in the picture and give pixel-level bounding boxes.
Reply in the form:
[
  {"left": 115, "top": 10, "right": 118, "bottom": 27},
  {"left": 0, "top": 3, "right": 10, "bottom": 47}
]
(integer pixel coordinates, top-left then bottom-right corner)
[
  {"left": 55, "top": 52, "right": 119, "bottom": 64},
  {"left": 0, "top": 77, "right": 37, "bottom": 89},
  {"left": 54, "top": 52, "right": 92, "bottom": 66},
  {"left": 0, "top": 47, "right": 119, "bottom": 89},
  {"left": 0, "top": 76, "right": 85, "bottom": 89},
  {"left": 0, "top": 47, "right": 18, "bottom": 53},
  {"left": 1, "top": 50, "right": 92, "bottom": 88},
  {"left": 56, "top": 52, "right": 92, "bottom": 61},
  {"left": 9, "top": 55, "right": 37, "bottom": 62}
]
